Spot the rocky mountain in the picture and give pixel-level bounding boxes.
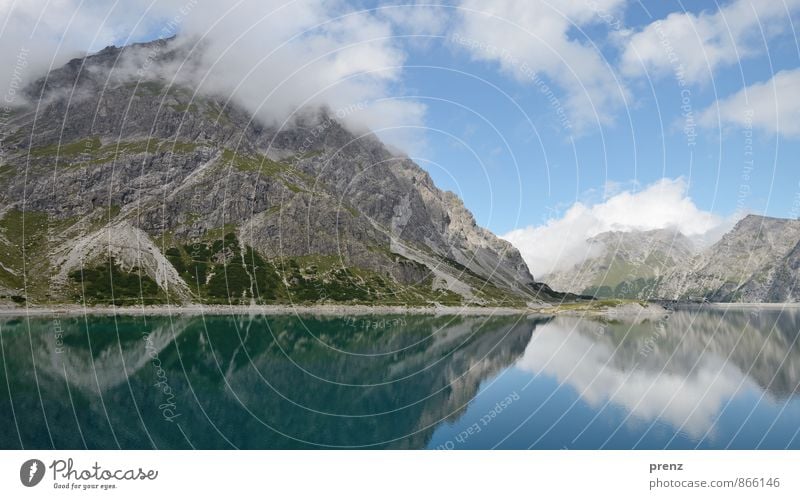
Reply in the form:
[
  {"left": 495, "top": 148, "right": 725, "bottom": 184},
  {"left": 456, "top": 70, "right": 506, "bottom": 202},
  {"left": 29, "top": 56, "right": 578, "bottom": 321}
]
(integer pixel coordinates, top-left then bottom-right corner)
[
  {"left": 544, "top": 215, "right": 800, "bottom": 303},
  {"left": 546, "top": 215, "right": 800, "bottom": 303},
  {"left": 542, "top": 228, "right": 695, "bottom": 299},
  {"left": 654, "top": 214, "right": 800, "bottom": 302},
  {"left": 0, "top": 38, "right": 557, "bottom": 308}
]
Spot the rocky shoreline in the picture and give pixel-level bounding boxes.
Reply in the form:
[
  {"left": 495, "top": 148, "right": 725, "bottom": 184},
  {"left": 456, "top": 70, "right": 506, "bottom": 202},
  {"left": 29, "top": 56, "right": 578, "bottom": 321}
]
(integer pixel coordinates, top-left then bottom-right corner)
[
  {"left": 0, "top": 303, "right": 535, "bottom": 317},
  {"left": 0, "top": 300, "right": 673, "bottom": 319}
]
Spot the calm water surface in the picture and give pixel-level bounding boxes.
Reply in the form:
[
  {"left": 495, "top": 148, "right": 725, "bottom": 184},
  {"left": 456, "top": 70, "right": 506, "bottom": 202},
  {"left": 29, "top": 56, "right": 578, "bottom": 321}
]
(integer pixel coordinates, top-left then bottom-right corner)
[{"left": 1, "top": 308, "right": 799, "bottom": 449}]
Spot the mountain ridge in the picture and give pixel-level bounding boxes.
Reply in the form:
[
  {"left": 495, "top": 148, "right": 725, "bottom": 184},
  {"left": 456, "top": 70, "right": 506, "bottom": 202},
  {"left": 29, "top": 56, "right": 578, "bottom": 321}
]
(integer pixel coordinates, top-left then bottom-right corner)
[
  {"left": 0, "top": 37, "right": 563, "bottom": 308},
  {"left": 654, "top": 214, "right": 800, "bottom": 302},
  {"left": 544, "top": 214, "right": 800, "bottom": 303}
]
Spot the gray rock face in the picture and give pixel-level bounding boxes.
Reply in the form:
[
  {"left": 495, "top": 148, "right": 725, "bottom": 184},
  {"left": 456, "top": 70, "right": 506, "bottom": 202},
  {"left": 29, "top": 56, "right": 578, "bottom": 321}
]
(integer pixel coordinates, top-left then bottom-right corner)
[
  {"left": 655, "top": 215, "right": 800, "bottom": 302},
  {"left": 0, "top": 38, "right": 539, "bottom": 306},
  {"left": 543, "top": 228, "right": 694, "bottom": 298},
  {"left": 763, "top": 241, "right": 800, "bottom": 302},
  {"left": 544, "top": 215, "right": 800, "bottom": 303}
]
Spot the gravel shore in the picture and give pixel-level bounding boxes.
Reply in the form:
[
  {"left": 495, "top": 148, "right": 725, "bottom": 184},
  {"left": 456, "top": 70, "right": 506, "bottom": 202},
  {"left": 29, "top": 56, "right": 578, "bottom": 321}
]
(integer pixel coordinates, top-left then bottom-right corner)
[
  {"left": 0, "top": 303, "right": 537, "bottom": 317},
  {"left": 0, "top": 300, "right": 679, "bottom": 320}
]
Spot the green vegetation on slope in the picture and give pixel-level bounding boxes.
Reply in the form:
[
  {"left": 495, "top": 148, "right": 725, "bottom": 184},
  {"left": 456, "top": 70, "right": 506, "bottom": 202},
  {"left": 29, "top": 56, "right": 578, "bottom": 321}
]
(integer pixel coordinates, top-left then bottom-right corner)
[
  {"left": 0, "top": 209, "right": 50, "bottom": 294},
  {"left": 165, "top": 232, "right": 283, "bottom": 303},
  {"left": 161, "top": 232, "right": 464, "bottom": 306},
  {"left": 583, "top": 277, "right": 659, "bottom": 299},
  {"left": 26, "top": 137, "right": 199, "bottom": 168},
  {"left": 28, "top": 136, "right": 102, "bottom": 157},
  {"left": 221, "top": 149, "right": 289, "bottom": 177},
  {"left": 68, "top": 258, "right": 168, "bottom": 306}
]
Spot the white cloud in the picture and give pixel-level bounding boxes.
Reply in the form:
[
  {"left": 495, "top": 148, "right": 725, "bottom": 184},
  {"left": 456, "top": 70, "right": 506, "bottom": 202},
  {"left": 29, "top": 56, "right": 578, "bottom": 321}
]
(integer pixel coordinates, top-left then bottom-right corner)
[
  {"left": 0, "top": 0, "right": 428, "bottom": 150},
  {"left": 172, "top": 2, "right": 420, "bottom": 136},
  {"left": 502, "top": 178, "right": 725, "bottom": 276},
  {"left": 698, "top": 68, "right": 800, "bottom": 138},
  {"left": 620, "top": 0, "right": 800, "bottom": 84},
  {"left": 451, "top": 0, "right": 629, "bottom": 131},
  {"left": 377, "top": 1, "right": 448, "bottom": 39},
  {"left": 0, "top": 0, "right": 165, "bottom": 106},
  {"left": 517, "top": 317, "right": 757, "bottom": 437}
]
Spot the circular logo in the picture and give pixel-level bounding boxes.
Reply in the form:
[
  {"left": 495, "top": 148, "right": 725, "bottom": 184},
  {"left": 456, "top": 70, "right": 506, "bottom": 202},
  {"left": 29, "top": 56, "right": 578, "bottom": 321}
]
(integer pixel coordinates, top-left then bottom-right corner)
[{"left": 20, "top": 459, "right": 45, "bottom": 487}]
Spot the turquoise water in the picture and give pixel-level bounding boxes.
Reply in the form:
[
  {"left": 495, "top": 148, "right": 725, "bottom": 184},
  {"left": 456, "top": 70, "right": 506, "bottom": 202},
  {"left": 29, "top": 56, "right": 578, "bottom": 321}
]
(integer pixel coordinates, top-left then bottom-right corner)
[{"left": 1, "top": 308, "right": 798, "bottom": 449}]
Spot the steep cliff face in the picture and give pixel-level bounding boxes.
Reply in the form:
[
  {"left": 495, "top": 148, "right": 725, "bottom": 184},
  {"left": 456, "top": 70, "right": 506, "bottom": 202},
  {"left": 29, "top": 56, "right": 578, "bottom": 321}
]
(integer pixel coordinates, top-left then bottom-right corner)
[
  {"left": 542, "top": 228, "right": 694, "bottom": 298},
  {"left": 0, "top": 38, "right": 542, "bottom": 307},
  {"left": 654, "top": 215, "right": 800, "bottom": 302}
]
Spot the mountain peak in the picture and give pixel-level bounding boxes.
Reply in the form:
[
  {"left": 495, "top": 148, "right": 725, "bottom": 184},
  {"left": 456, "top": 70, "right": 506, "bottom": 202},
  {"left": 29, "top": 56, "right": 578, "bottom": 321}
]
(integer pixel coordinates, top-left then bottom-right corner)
[{"left": 0, "top": 40, "right": 544, "bottom": 308}]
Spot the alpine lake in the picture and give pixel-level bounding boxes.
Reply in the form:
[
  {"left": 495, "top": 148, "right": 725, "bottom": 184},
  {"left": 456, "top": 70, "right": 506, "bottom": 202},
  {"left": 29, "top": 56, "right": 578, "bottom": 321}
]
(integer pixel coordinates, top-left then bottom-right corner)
[{"left": 1, "top": 306, "right": 799, "bottom": 449}]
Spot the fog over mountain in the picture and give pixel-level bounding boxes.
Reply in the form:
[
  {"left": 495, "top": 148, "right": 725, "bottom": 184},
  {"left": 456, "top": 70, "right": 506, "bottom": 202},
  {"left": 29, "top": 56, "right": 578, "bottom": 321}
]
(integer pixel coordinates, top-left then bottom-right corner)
[
  {"left": 0, "top": 38, "right": 566, "bottom": 308},
  {"left": 504, "top": 178, "right": 737, "bottom": 278},
  {"left": 1, "top": 1, "right": 429, "bottom": 152}
]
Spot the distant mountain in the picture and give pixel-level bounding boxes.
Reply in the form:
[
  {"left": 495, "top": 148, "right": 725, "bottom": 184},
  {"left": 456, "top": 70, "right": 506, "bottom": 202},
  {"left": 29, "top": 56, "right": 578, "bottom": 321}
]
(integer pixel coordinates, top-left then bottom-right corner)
[
  {"left": 655, "top": 215, "right": 800, "bottom": 302},
  {"left": 545, "top": 215, "right": 800, "bottom": 303},
  {"left": 760, "top": 240, "right": 800, "bottom": 302},
  {"left": 0, "top": 38, "right": 561, "bottom": 308},
  {"left": 542, "top": 228, "right": 694, "bottom": 299}
]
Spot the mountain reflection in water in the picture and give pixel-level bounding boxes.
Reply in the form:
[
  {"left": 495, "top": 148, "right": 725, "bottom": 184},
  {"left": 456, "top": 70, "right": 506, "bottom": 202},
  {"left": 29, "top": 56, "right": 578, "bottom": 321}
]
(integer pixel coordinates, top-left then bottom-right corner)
[{"left": 1, "top": 307, "right": 798, "bottom": 449}]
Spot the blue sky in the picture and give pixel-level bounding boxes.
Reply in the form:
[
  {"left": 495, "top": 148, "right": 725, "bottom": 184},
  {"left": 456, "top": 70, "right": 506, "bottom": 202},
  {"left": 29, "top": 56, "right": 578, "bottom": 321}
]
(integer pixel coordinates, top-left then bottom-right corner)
[
  {"left": 3, "top": 0, "right": 800, "bottom": 275},
  {"left": 383, "top": 1, "right": 800, "bottom": 235}
]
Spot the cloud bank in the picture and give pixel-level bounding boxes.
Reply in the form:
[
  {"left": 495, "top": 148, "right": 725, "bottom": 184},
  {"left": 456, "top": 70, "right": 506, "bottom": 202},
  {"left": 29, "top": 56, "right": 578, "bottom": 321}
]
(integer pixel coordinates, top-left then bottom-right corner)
[
  {"left": 502, "top": 178, "right": 730, "bottom": 277},
  {"left": 0, "top": 0, "right": 427, "bottom": 148},
  {"left": 6, "top": 0, "right": 799, "bottom": 143}
]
